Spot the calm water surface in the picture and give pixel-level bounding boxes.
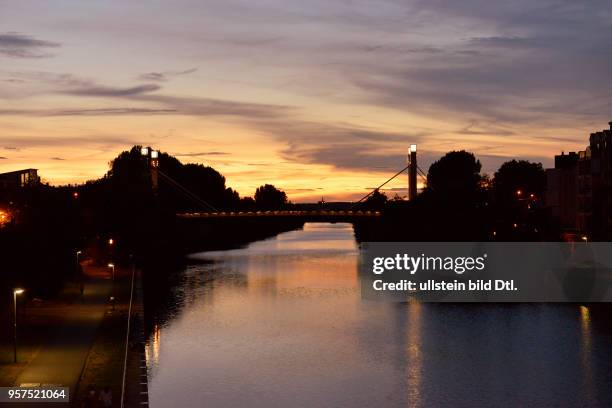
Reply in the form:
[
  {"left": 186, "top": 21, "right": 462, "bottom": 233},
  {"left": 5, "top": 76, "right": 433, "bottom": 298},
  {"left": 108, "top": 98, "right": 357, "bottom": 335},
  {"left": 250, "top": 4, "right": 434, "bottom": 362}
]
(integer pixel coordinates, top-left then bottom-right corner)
[{"left": 147, "top": 223, "right": 612, "bottom": 407}]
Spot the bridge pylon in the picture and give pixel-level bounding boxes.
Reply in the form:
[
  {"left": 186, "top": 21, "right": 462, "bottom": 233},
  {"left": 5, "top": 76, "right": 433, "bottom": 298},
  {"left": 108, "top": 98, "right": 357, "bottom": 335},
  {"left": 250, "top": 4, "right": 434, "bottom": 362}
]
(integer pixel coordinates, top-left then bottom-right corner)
[
  {"left": 408, "top": 144, "right": 417, "bottom": 200},
  {"left": 140, "top": 147, "right": 159, "bottom": 194}
]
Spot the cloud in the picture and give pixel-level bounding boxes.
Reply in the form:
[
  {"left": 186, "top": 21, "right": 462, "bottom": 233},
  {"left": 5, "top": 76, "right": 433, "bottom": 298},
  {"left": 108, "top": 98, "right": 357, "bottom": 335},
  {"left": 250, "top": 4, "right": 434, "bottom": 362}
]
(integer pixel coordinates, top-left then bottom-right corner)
[
  {"left": 468, "top": 36, "right": 537, "bottom": 48},
  {"left": 51, "top": 157, "right": 65, "bottom": 160},
  {"left": 251, "top": 119, "right": 431, "bottom": 173},
  {"left": 174, "top": 151, "right": 229, "bottom": 157},
  {"left": 0, "top": 32, "right": 60, "bottom": 58},
  {"left": 3, "top": 72, "right": 294, "bottom": 118},
  {"left": 134, "top": 93, "right": 291, "bottom": 118},
  {"left": 138, "top": 68, "right": 198, "bottom": 82},
  {"left": 0, "top": 135, "right": 142, "bottom": 150},
  {"left": 0, "top": 156, "right": 7, "bottom": 159},
  {"left": 62, "top": 84, "right": 161, "bottom": 97},
  {"left": 0, "top": 108, "right": 177, "bottom": 116},
  {"left": 1, "top": 0, "right": 609, "bottom": 193}
]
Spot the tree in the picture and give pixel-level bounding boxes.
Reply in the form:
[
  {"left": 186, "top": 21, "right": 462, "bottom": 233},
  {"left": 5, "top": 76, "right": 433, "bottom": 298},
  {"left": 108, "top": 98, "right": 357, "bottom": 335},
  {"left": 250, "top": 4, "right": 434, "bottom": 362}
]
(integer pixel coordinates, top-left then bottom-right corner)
[
  {"left": 254, "top": 184, "right": 288, "bottom": 210},
  {"left": 364, "top": 189, "right": 388, "bottom": 209},
  {"left": 426, "top": 150, "right": 482, "bottom": 202},
  {"left": 493, "top": 160, "right": 545, "bottom": 203}
]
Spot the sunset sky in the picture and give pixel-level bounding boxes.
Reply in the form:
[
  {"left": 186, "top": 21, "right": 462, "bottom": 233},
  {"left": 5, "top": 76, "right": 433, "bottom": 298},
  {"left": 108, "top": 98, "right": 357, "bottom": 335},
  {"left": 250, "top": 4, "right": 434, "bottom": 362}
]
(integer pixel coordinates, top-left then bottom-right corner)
[{"left": 1, "top": 0, "right": 611, "bottom": 201}]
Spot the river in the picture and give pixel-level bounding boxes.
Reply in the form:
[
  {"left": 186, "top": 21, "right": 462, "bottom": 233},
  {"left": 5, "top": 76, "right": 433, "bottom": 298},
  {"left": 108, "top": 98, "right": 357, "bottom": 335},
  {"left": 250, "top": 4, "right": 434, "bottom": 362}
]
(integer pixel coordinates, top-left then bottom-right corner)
[{"left": 146, "top": 223, "right": 612, "bottom": 407}]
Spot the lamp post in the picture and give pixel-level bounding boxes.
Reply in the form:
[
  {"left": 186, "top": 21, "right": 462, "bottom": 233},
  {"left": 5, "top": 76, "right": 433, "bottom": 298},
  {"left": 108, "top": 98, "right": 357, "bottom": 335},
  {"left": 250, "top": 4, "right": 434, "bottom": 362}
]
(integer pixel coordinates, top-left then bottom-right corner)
[
  {"left": 76, "top": 250, "right": 82, "bottom": 265},
  {"left": 581, "top": 235, "right": 588, "bottom": 243},
  {"left": 108, "top": 263, "right": 115, "bottom": 282},
  {"left": 13, "top": 288, "right": 24, "bottom": 363}
]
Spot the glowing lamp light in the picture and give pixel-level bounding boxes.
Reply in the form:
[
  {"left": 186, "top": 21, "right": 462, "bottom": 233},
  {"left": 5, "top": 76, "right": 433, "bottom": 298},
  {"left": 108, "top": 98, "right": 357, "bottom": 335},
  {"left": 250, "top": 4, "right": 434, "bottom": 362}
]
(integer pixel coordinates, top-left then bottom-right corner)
[
  {"left": 516, "top": 190, "right": 522, "bottom": 196},
  {"left": 151, "top": 150, "right": 159, "bottom": 159},
  {"left": 108, "top": 263, "right": 115, "bottom": 268},
  {"left": 13, "top": 288, "right": 24, "bottom": 295},
  {"left": 141, "top": 147, "right": 149, "bottom": 156},
  {"left": 410, "top": 144, "right": 417, "bottom": 153},
  {"left": 108, "top": 238, "right": 114, "bottom": 245}
]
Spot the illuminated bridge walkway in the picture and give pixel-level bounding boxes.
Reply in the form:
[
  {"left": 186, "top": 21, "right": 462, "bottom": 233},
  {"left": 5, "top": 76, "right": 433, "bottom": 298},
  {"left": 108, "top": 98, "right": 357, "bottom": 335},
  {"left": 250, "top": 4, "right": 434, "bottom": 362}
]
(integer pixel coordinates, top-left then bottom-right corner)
[{"left": 178, "top": 210, "right": 381, "bottom": 222}]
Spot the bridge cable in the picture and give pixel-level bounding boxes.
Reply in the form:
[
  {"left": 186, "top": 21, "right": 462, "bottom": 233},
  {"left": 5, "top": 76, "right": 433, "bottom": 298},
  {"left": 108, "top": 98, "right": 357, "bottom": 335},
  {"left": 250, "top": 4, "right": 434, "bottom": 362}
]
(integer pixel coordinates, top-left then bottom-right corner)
[
  {"left": 354, "top": 164, "right": 410, "bottom": 205},
  {"left": 416, "top": 165, "right": 431, "bottom": 190},
  {"left": 157, "top": 170, "right": 219, "bottom": 212}
]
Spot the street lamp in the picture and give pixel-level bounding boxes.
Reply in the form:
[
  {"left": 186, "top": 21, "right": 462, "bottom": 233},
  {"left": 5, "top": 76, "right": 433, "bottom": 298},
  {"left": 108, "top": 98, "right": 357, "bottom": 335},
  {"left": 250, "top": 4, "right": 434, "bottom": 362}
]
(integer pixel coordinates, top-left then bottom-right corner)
[
  {"left": 108, "top": 238, "right": 114, "bottom": 246},
  {"left": 141, "top": 147, "right": 149, "bottom": 156},
  {"left": 108, "top": 263, "right": 115, "bottom": 282},
  {"left": 581, "top": 235, "right": 588, "bottom": 243},
  {"left": 13, "top": 288, "right": 24, "bottom": 363},
  {"left": 76, "top": 250, "right": 82, "bottom": 265}
]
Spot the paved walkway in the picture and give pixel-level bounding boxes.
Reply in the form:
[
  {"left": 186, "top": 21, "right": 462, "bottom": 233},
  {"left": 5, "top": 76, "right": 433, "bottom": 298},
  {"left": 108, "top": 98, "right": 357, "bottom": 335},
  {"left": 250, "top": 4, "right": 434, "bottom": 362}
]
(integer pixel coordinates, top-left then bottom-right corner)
[{"left": 14, "top": 265, "right": 112, "bottom": 407}]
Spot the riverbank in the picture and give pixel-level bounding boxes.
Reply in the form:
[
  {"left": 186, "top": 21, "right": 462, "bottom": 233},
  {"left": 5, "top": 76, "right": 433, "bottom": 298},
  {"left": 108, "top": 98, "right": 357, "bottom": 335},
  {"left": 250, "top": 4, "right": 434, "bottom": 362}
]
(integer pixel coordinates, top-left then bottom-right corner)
[
  {"left": 0, "top": 263, "right": 112, "bottom": 407},
  {"left": 74, "top": 263, "right": 149, "bottom": 407}
]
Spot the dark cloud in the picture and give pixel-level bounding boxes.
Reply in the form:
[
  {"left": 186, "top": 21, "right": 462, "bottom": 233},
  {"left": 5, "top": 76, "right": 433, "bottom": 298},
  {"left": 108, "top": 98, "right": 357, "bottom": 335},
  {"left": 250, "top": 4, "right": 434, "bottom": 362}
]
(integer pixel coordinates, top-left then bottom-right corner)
[
  {"left": 51, "top": 157, "right": 65, "bottom": 160},
  {"left": 286, "top": 188, "right": 317, "bottom": 192},
  {"left": 0, "top": 108, "right": 176, "bottom": 116},
  {"left": 468, "top": 36, "right": 537, "bottom": 48},
  {"left": 342, "top": 0, "right": 612, "bottom": 126},
  {"left": 174, "top": 151, "right": 228, "bottom": 157},
  {"left": 264, "top": 120, "right": 430, "bottom": 173},
  {"left": 63, "top": 84, "right": 161, "bottom": 97},
  {"left": 456, "top": 121, "right": 515, "bottom": 137},
  {"left": 138, "top": 68, "right": 198, "bottom": 82},
  {"left": 0, "top": 135, "right": 142, "bottom": 149},
  {"left": 0, "top": 32, "right": 60, "bottom": 58},
  {"left": 131, "top": 94, "right": 292, "bottom": 118},
  {"left": 11, "top": 72, "right": 293, "bottom": 118},
  {"left": 0, "top": 156, "right": 7, "bottom": 159}
]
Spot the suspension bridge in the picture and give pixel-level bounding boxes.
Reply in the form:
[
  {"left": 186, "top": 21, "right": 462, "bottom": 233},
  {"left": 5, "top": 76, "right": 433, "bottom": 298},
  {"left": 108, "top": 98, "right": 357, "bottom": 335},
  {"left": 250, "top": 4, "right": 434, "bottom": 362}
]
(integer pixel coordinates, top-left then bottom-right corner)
[{"left": 141, "top": 145, "right": 427, "bottom": 221}]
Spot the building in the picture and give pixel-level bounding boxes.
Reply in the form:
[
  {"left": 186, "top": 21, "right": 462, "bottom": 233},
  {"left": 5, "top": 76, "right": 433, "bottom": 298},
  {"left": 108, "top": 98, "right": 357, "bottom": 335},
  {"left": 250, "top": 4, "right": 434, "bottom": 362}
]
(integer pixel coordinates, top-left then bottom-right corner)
[
  {"left": 0, "top": 169, "right": 39, "bottom": 189},
  {"left": 577, "top": 148, "right": 592, "bottom": 232},
  {"left": 588, "top": 125, "right": 612, "bottom": 239},
  {"left": 546, "top": 152, "right": 579, "bottom": 229},
  {"left": 546, "top": 122, "right": 612, "bottom": 239}
]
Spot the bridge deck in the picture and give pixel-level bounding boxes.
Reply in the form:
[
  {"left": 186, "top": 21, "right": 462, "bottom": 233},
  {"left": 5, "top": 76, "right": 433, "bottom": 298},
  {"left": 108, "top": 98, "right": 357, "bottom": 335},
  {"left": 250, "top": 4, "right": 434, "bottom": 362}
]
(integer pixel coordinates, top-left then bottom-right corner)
[{"left": 178, "top": 210, "right": 381, "bottom": 219}]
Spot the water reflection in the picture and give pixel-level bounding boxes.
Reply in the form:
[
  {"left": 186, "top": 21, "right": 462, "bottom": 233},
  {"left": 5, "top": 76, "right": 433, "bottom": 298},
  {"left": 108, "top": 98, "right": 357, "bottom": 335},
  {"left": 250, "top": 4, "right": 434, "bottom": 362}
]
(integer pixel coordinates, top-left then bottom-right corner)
[
  {"left": 146, "top": 223, "right": 612, "bottom": 408},
  {"left": 580, "top": 305, "right": 593, "bottom": 403},
  {"left": 406, "top": 303, "right": 422, "bottom": 408}
]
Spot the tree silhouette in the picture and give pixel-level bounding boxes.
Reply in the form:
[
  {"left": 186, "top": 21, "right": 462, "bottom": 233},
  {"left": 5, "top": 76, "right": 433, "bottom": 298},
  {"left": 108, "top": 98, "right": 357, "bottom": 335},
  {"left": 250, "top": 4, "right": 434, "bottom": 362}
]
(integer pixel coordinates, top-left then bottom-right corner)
[
  {"left": 493, "top": 160, "right": 545, "bottom": 204},
  {"left": 254, "top": 184, "right": 288, "bottom": 210},
  {"left": 426, "top": 150, "right": 482, "bottom": 202},
  {"left": 364, "top": 189, "right": 388, "bottom": 209}
]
